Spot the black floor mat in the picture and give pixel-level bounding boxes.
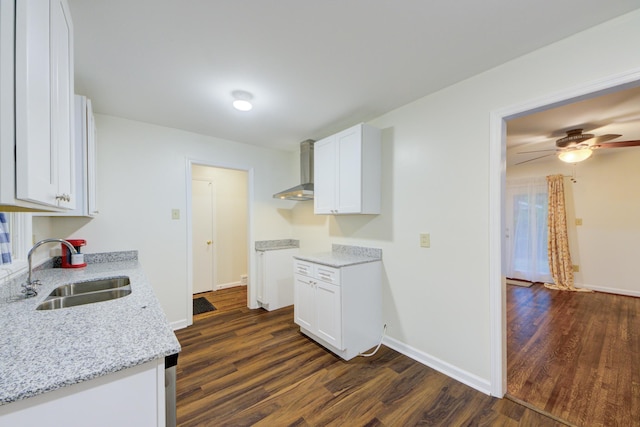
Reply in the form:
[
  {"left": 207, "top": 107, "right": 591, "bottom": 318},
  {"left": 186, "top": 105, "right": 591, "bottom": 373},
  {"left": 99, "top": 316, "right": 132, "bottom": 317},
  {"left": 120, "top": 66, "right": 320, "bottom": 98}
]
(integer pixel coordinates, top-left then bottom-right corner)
[{"left": 193, "top": 297, "right": 216, "bottom": 315}]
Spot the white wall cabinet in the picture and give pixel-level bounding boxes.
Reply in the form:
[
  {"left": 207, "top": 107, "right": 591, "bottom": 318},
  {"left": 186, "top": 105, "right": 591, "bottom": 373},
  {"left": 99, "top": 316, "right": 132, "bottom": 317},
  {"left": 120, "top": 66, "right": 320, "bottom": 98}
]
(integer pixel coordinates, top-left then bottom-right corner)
[
  {"left": 39, "top": 95, "right": 99, "bottom": 217},
  {"left": 293, "top": 259, "right": 382, "bottom": 360},
  {"left": 314, "top": 123, "right": 381, "bottom": 215},
  {"left": 0, "top": 0, "right": 75, "bottom": 211},
  {"left": 256, "top": 247, "right": 299, "bottom": 311}
]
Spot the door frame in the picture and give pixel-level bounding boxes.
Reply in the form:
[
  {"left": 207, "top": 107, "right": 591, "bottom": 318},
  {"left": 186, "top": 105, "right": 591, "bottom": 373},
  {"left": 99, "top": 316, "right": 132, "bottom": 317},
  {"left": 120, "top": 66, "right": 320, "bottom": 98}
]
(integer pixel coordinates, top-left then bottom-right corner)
[
  {"left": 191, "top": 178, "right": 216, "bottom": 294},
  {"left": 489, "top": 67, "right": 640, "bottom": 397},
  {"left": 185, "top": 158, "right": 255, "bottom": 326}
]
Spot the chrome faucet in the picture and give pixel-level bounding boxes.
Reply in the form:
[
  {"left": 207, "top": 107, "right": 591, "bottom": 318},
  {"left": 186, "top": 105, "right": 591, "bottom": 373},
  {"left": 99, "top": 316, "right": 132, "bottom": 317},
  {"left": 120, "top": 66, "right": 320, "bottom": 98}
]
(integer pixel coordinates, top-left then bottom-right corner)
[{"left": 22, "top": 239, "right": 78, "bottom": 298}]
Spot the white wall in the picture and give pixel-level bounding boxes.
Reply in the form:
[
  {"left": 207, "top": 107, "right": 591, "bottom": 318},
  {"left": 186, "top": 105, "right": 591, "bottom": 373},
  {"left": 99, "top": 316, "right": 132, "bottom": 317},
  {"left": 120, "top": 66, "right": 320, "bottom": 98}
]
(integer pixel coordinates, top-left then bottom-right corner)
[
  {"left": 508, "top": 148, "right": 640, "bottom": 296},
  {"left": 48, "top": 8, "right": 640, "bottom": 393},
  {"left": 51, "top": 115, "right": 297, "bottom": 324},
  {"left": 288, "top": 9, "right": 640, "bottom": 391},
  {"left": 191, "top": 165, "right": 248, "bottom": 288}
]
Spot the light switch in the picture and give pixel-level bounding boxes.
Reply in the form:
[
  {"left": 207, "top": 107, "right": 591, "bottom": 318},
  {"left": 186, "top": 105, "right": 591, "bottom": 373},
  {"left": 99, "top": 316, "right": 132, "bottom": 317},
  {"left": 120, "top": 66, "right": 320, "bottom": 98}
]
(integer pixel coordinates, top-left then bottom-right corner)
[
  {"left": 420, "top": 233, "right": 430, "bottom": 248},
  {"left": 171, "top": 209, "right": 180, "bottom": 220}
]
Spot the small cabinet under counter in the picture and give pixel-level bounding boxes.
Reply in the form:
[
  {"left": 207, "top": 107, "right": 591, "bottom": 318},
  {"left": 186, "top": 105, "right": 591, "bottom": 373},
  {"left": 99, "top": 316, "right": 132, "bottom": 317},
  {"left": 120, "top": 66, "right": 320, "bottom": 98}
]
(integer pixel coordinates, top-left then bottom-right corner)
[
  {"left": 293, "top": 246, "right": 382, "bottom": 360},
  {"left": 255, "top": 239, "right": 299, "bottom": 311}
]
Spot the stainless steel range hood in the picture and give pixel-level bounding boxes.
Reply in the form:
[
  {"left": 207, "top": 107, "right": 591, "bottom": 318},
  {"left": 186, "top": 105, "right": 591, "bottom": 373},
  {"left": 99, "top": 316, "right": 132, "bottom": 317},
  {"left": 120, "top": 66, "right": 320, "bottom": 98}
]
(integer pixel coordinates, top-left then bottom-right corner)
[{"left": 273, "top": 140, "right": 314, "bottom": 201}]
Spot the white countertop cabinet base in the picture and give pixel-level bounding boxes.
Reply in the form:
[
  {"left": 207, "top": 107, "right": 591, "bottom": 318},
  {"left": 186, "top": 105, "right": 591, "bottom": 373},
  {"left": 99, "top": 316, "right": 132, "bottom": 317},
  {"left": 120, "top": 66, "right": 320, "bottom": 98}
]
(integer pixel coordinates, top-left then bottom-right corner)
[
  {"left": 294, "top": 259, "right": 382, "bottom": 360},
  {"left": 0, "top": 360, "right": 166, "bottom": 427},
  {"left": 256, "top": 247, "right": 299, "bottom": 311}
]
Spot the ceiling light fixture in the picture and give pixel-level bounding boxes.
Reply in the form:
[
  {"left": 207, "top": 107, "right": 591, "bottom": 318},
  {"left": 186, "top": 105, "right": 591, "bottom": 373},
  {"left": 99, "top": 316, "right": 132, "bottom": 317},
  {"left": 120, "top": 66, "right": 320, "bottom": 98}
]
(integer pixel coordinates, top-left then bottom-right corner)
[
  {"left": 558, "top": 148, "right": 593, "bottom": 163},
  {"left": 232, "top": 90, "right": 253, "bottom": 111}
]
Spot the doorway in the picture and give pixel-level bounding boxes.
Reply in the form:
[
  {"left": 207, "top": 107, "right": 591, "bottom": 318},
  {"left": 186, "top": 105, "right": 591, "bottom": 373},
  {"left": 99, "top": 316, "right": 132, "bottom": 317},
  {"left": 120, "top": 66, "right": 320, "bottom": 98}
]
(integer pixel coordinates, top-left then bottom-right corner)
[
  {"left": 490, "top": 69, "right": 640, "bottom": 398},
  {"left": 187, "top": 161, "right": 252, "bottom": 324}
]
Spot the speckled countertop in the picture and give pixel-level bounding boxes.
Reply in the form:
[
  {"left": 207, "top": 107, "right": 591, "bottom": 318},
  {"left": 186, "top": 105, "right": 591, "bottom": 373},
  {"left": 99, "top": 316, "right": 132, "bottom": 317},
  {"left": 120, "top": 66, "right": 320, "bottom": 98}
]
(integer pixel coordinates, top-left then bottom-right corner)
[
  {"left": 0, "top": 251, "right": 181, "bottom": 406},
  {"left": 294, "top": 244, "right": 382, "bottom": 267},
  {"left": 255, "top": 239, "right": 300, "bottom": 251}
]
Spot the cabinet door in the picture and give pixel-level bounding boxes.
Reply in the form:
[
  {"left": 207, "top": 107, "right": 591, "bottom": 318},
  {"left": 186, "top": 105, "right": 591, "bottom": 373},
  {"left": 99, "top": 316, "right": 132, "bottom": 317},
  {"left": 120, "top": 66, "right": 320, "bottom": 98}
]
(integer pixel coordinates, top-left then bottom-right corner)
[
  {"left": 335, "top": 125, "right": 362, "bottom": 213},
  {"left": 315, "top": 281, "right": 342, "bottom": 349},
  {"left": 313, "top": 136, "right": 336, "bottom": 214},
  {"left": 50, "top": 0, "right": 75, "bottom": 209},
  {"left": 15, "top": 0, "right": 56, "bottom": 206},
  {"left": 86, "top": 98, "right": 98, "bottom": 215},
  {"left": 293, "top": 274, "right": 315, "bottom": 331},
  {"left": 15, "top": 0, "right": 74, "bottom": 208}
]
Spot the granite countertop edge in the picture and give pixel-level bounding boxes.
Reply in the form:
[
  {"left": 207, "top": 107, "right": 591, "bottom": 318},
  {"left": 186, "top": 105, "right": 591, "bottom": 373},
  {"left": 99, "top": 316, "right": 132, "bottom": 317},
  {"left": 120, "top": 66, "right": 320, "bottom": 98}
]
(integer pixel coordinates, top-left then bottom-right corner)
[
  {"left": 255, "top": 239, "right": 300, "bottom": 252},
  {"left": 293, "top": 253, "right": 381, "bottom": 268},
  {"left": 0, "top": 251, "right": 181, "bottom": 406}
]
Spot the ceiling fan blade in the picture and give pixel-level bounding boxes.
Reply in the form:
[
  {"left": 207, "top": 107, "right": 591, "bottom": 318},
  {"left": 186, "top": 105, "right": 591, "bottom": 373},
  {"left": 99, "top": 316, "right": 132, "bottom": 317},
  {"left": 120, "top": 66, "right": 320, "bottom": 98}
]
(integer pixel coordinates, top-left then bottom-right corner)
[
  {"left": 513, "top": 153, "right": 554, "bottom": 165},
  {"left": 517, "top": 148, "right": 557, "bottom": 154},
  {"left": 590, "top": 134, "right": 622, "bottom": 144},
  {"left": 593, "top": 140, "right": 640, "bottom": 149}
]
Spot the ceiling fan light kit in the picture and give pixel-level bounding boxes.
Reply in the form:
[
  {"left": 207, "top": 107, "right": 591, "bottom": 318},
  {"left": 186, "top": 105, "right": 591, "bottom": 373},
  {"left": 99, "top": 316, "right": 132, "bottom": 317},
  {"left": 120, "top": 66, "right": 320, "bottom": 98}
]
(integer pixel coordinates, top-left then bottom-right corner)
[
  {"left": 514, "top": 128, "right": 640, "bottom": 165},
  {"left": 558, "top": 148, "right": 593, "bottom": 163}
]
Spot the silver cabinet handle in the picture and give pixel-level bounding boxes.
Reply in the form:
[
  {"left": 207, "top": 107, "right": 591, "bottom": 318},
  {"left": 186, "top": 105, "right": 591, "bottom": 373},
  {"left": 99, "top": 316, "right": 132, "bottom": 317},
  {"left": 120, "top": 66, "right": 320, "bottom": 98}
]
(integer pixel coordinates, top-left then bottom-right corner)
[{"left": 55, "top": 194, "right": 71, "bottom": 202}]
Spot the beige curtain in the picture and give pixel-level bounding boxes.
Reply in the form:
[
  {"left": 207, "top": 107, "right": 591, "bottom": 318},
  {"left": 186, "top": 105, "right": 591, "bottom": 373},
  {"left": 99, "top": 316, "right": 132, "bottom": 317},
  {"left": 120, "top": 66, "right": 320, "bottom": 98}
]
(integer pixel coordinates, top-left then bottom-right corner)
[{"left": 543, "top": 174, "right": 591, "bottom": 292}]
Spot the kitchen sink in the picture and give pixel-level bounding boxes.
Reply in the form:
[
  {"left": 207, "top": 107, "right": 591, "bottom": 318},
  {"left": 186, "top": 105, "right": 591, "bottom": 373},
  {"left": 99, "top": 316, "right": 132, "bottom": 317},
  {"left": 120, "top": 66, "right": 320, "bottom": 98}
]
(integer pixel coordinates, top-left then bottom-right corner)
[
  {"left": 36, "top": 276, "right": 132, "bottom": 310},
  {"left": 47, "top": 276, "right": 130, "bottom": 296}
]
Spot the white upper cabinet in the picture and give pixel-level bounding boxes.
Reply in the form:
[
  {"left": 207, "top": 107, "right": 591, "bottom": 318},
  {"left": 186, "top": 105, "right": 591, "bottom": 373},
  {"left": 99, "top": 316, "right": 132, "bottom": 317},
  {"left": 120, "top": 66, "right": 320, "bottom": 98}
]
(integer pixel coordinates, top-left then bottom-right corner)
[
  {"left": 1, "top": 0, "right": 75, "bottom": 211},
  {"left": 41, "top": 95, "right": 98, "bottom": 217},
  {"left": 314, "top": 123, "right": 381, "bottom": 215}
]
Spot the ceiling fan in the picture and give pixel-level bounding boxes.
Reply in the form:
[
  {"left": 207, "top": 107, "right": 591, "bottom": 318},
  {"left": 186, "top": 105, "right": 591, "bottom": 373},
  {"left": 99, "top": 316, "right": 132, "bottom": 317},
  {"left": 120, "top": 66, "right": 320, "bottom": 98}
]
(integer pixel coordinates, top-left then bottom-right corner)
[{"left": 515, "top": 128, "right": 640, "bottom": 165}]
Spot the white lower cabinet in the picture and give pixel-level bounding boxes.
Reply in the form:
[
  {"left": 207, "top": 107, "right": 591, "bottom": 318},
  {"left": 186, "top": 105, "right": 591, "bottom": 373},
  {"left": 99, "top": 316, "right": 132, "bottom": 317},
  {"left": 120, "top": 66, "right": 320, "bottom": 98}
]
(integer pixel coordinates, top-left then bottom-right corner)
[
  {"left": 256, "top": 247, "right": 299, "bottom": 311},
  {"left": 0, "top": 360, "right": 166, "bottom": 427},
  {"left": 294, "top": 259, "right": 381, "bottom": 360}
]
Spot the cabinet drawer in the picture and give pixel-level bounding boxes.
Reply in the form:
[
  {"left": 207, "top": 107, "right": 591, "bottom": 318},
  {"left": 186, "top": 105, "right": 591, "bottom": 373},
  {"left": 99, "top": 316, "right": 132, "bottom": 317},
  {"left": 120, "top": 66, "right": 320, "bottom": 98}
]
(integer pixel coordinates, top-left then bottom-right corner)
[
  {"left": 316, "top": 265, "right": 339, "bottom": 284},
  {"left": 294, "top": 260, "right": 313, "bottom": 276}
]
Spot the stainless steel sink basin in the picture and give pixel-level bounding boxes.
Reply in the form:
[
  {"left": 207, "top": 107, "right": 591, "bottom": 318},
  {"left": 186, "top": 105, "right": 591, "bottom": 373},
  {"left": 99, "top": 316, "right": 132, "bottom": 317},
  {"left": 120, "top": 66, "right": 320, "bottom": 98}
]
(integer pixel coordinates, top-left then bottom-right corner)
[
  {"left": 36, "top": 276, "right": 132, "bottom": 310},
  {"left": 36, "top": 288, "right": 132, "bottom": 310},
  {"left": 47, "top": 276, "right": 130, "bottom": 296}
]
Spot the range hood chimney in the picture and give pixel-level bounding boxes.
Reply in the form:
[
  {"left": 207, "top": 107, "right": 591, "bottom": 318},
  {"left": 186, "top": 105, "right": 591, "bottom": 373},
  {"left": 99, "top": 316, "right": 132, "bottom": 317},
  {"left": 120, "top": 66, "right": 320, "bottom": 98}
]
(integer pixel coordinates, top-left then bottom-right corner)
[{"left": 273, "top": 140, "right": 314, "bottom": 201}]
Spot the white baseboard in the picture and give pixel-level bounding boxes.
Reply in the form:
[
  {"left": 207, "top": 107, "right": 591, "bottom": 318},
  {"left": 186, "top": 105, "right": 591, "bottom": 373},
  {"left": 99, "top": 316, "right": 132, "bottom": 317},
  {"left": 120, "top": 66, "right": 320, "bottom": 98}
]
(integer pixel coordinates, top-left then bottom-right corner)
[
  {"left": 577, "top": 282, "right": 640, "bottom": 298},
  {"left": 171, "top": 318, "right": 190, "bottom": 331},
  {"left": 382, "top": 335, "right": 491, "bottom": 396},
  {"left": 215, "top": 281, "right": 245, "bottom": 291}
]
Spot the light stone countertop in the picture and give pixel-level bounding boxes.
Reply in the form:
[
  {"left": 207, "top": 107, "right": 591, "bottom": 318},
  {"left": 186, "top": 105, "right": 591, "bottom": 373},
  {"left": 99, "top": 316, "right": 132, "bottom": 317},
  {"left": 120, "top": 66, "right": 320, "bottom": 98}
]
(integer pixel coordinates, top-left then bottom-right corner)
[
  {"left": 0, "top": 253, "right": 181, "bottom": 405},
  {"left": 255, "top": 239, "right": 300, "bottom": 251},
  {"left": 294, "top": 244, "right": 382, "bottom": 268}
]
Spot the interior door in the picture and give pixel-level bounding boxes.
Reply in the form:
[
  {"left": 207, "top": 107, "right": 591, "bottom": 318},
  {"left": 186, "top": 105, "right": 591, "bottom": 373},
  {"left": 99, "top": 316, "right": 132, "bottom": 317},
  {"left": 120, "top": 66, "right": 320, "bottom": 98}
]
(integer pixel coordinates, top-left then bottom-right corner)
[{"left": 192, "top": 179, "right": 215, "bottom": 294}]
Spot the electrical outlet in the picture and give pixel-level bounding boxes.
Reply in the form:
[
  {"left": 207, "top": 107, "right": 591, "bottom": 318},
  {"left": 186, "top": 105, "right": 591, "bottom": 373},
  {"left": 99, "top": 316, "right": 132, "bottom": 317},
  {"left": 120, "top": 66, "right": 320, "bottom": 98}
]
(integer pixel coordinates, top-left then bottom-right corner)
[
  {"left": 575, "top": 218, "right": 583, "bottom": 226},
  {"left": 420, "top": 233, "right": 430, "bottom": 248},
  {"left": 171, "top": 209, "right": 180, "bottom": 220},
  {"left": 573, "top": 265, "right": 580, "bottom": 272}
]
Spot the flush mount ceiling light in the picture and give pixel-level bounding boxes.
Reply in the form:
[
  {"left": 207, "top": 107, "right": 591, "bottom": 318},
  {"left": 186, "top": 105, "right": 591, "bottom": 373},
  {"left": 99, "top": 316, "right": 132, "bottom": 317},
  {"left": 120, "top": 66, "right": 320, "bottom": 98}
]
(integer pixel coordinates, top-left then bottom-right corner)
[
  {"left": 232, "top": 90, "right": 253, "bottom": 111},
  {"left": 558, "top": 148, "right": 593, "bottom": 163}
]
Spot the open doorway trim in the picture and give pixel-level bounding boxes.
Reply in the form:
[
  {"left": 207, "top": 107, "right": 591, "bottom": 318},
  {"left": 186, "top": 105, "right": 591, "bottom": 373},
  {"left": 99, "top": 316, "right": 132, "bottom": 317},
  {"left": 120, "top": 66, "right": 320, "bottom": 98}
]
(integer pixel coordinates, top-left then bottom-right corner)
[
  {"left": 489, "top": 67, "right": 640, "bottom": 397},
  {"left": 185, "top": 158, "right": 255, "bottom": 327}
]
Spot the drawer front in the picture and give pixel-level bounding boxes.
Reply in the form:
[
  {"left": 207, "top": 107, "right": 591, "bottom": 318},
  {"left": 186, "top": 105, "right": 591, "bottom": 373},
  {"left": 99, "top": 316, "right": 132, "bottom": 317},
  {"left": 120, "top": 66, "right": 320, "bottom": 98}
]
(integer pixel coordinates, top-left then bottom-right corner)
[
  {"left": 315, "top": 265, "right": 339, "bottom": 285},
  {"left": 294, "top": 260, "right": 313, "bottom": 276}
]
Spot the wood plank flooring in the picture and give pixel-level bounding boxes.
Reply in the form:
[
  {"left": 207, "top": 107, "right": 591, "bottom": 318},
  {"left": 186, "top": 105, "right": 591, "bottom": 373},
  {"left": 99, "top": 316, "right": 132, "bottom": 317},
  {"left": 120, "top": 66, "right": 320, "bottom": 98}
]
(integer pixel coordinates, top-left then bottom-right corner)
[
  {"left": 176, "top": 287, "right": 565, "bottom": 426},
  {"left": 507, "top": 284, "right": 640, "bottom": 426}
]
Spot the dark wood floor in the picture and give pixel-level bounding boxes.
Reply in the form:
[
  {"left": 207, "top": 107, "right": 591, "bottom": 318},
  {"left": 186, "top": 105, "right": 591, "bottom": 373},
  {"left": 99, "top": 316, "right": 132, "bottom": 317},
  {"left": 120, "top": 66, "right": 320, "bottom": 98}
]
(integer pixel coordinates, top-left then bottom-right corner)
[
  {"left": 507, "top": 283, "right": 640, "bottom": 426},
  {"left": 176, "top": 287, "right": 565, "bottom": 426}
]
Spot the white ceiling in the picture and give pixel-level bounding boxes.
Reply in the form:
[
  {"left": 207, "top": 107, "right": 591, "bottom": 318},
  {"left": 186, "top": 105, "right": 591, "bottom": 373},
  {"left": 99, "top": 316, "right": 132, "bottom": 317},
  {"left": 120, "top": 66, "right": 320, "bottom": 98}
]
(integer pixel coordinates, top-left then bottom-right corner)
[{"left": 68, "top": 0, "right": 640, "bottom": 152}]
